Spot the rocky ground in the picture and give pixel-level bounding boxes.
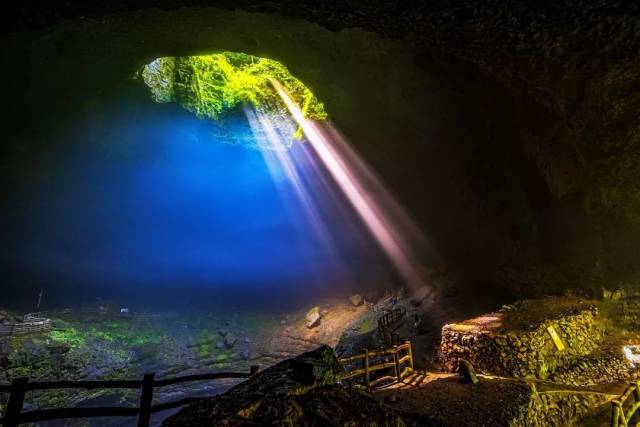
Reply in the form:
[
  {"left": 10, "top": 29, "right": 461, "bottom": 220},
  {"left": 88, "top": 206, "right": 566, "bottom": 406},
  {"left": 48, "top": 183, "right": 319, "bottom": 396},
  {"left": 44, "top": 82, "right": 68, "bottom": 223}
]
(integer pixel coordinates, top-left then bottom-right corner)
[
  {"left": 0, "top": 292, "right": 403, "bottom": 424},
  {"left": 3, "top": 289, "right": 640, "bottom": 425},
  {"left": 162, "top": 342, "right": 624, "bottom": 426}
]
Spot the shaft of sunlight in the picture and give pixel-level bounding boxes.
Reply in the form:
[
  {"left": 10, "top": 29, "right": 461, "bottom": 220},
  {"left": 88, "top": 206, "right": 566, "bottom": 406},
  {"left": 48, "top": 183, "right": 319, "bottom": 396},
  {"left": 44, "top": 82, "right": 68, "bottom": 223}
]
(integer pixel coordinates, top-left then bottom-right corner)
[
  {"left": 271, "top": 79, "right": 425, "bottom": 289},
  {"left": 243, "top": 106, "right": 339, "bottom": 258}
]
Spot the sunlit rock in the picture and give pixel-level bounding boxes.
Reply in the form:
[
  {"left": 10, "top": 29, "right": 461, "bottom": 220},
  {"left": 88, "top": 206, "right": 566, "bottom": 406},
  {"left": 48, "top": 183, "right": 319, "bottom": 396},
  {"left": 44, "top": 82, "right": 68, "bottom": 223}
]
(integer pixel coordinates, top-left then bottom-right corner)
[
  {"left": 349, "top": 294, "right": 363, "bottom": 307},
  {"left": 305, "top": 306, "right": 321, "bottom": 329}
]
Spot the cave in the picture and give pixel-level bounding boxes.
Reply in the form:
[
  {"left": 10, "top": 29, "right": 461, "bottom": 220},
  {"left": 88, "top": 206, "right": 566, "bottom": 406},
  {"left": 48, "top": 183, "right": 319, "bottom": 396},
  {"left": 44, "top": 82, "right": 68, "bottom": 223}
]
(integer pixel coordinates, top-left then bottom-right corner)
[{"left": 1, "top": 2, "right": 639, "bottom": 426}]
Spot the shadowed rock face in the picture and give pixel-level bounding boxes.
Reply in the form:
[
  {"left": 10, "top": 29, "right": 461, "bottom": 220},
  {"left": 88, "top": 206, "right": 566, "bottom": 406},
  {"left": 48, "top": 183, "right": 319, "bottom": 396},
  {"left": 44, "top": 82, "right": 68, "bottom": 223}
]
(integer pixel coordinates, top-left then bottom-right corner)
[
  {"left": 164, "top": 383, "right": 404, "bottom": 426},
  {"left": 2, "top": 2, "right": 640, "bottom": 299},
  {"left": 160, "top": 345, "right": 401, "bottom": 426}
]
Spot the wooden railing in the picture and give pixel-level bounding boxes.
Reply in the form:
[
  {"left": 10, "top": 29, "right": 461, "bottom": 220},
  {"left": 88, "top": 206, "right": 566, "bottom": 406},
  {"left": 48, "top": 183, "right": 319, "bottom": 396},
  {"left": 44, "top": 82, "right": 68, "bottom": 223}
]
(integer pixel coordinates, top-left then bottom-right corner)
[
  {"left": 22, "top": 312, "right": 47, "bottom": 322},
  {"left": 377, "top": 307, "right": 407, "bottom": 346},
  {"left": 0, "top": 366, "right": 259, "bottom": 427},
  {"left": 611, "top": 380, "right": 640, "bottom": 427},
  {"left": 339, "top": 341, "right": 413, "bottom": 392},
  {"left": 0, "top": 315, "right": 51, "bottom": 336}
]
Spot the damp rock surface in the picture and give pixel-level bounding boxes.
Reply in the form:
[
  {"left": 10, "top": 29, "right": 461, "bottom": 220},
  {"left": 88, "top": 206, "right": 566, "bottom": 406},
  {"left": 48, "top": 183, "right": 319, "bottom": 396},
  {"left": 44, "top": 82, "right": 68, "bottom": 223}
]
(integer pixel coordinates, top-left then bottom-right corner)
[{"left": 162, "top": 345, "right": 375, "bottom": 426}]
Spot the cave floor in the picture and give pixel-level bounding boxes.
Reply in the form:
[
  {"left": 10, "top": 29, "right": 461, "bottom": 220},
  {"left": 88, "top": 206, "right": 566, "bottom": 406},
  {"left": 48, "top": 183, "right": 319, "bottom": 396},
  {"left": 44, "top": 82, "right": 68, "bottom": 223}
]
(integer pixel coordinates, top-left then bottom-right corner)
[
  {"left": 376, "top": 372, "right": 624, "bottom": 426},
  {"left": 0, "top": 296, "right": 377, "bottom": 419}
]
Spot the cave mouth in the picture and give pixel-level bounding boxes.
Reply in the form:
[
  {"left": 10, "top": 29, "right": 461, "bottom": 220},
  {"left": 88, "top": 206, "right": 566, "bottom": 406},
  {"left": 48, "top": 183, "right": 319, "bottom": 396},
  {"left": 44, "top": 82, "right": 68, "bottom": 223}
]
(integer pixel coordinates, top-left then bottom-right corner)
[{"left": 139, "top": 51, "right": 327, "bottom": 151}]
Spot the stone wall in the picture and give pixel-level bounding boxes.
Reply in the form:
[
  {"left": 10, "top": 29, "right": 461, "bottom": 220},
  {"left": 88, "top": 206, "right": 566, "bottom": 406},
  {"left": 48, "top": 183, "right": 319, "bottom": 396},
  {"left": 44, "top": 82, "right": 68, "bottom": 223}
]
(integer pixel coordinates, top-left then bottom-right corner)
[
  {"left": 440, "top": 299, "right": 604, "bottom": 379},
  {"left": 550, "top": 348, "right": 634, "bottom": 386}
]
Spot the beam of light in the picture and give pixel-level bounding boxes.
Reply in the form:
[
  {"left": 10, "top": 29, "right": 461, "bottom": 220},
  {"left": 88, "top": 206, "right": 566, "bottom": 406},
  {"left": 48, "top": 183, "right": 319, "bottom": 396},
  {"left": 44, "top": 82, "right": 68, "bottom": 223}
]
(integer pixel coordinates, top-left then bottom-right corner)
[
  {"left": 243, "top": 106, "right": 341, "bottom": 260},
  {"left": 271, "top": 79, "right": 427, "bottom": 289}
]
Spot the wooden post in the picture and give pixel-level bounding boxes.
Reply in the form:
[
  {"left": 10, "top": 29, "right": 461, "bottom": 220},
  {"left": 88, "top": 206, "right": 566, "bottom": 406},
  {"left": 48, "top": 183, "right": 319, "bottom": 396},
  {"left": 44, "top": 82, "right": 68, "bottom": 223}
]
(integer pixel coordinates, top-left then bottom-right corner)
[
  {"left": 406, "top": 341, "right": 414, "bottom": 371},
  {"left": 5, "top": 377, "right": 29, "bottom": 427},
  {"left": 364, "top": 348, "right": 371, "bottom": 392},
  {"left": 393, "top": 346, "right": 400, "bottom": 381},
  {"left": 137, "top": 373, "right": 155, "bottom": 427},
  {"left": 613, "top": 400, "right": 627, "bottom": 427},
  {"left": 250, "top": 365, "right": 260, "bottom": 376},
  {"left": 611, "top": 401, "right": 620, "bottom": 427}
]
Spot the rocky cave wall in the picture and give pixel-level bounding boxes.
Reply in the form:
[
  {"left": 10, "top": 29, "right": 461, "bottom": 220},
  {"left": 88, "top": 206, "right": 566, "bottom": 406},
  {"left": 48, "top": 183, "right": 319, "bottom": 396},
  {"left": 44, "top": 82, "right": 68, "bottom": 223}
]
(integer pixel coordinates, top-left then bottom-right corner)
[{"left": 1, "top": 4, "right": 639, "bottom": 302}]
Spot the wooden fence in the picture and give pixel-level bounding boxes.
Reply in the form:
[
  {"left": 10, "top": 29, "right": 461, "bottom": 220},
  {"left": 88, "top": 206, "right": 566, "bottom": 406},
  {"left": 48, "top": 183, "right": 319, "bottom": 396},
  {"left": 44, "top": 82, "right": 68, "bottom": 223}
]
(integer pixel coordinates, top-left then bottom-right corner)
[
  {"left": 0, "top": 314, "right": 51, "bottom": 336},
  {"left": 377, "top": 307, "right": 407, "bottom": 346},
  {"left": 339, "top": 341, "right": 413, "bottom": 392},
  {"left": 611, "top": 380, "right": 640, "bottom": 427},
  {"left": 0, "top": 366, "right": 259, "bottom": 427}
]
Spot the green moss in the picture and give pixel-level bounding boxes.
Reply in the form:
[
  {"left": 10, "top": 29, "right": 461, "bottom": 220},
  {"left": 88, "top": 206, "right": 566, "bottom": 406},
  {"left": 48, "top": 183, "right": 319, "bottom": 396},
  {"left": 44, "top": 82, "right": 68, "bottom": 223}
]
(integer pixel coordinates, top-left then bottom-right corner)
[
  {"left": 49, "top": 327, "right": 87, "bottom": 348},
  {"left": 141, "top": 52, "right": 327, "bottom": 122},
  {"left": 356, "top": 317, "right": 375, "bottom": 334}
]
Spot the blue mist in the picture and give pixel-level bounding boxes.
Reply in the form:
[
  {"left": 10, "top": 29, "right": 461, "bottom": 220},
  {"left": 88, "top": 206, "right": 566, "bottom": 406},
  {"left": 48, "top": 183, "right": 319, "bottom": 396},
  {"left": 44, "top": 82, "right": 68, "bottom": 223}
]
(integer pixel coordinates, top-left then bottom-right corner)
[{"left": 0, "top": 100, "right": 382, "bottom": 304}]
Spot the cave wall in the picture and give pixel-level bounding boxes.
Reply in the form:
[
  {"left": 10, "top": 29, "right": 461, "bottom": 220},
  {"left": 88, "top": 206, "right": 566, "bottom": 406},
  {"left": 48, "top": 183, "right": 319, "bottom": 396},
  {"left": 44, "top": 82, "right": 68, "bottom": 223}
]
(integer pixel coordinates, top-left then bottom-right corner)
[{"left": 1, "top": 6, "right": 638, "bottom": 298}]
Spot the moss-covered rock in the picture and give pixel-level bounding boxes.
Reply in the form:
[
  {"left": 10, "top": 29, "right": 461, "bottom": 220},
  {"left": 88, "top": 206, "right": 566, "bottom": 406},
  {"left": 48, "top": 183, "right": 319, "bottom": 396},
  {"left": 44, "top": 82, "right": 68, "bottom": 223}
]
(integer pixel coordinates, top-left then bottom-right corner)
[{"left": 141, "top": 52, "right": 327, "bottom": 121}]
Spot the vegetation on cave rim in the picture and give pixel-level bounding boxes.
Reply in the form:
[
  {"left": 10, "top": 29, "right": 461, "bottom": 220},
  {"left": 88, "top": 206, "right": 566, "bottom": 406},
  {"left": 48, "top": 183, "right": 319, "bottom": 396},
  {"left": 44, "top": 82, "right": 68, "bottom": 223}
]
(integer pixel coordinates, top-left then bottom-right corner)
[{"left": 141, "top": 52, "right": 327, "bottom": 123}]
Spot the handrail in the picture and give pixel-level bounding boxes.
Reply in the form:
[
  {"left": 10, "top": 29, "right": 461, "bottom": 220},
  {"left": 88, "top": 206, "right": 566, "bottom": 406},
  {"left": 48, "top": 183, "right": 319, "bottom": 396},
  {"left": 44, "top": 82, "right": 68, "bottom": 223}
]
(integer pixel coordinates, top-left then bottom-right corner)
[
  {"left": 611, "top": 380, "right": 640, "bottom": 427},
  {"left": 377, "top": 307, "right": 407, "bottom": 346},
  {"left": 0, "top": 317, "right": 52, "bottom": 336},
  {"left": 0, "top": 366, "right": 259, "bottom": 427},
  {"left": 339, "top": 341, "right": 413, "bottom": 392}
]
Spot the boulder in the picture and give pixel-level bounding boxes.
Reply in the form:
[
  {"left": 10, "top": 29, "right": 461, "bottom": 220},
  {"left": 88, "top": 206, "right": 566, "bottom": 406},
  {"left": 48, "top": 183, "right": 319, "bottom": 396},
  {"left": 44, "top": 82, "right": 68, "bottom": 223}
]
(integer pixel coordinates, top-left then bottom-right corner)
[
  {"left": 161, "top": 346, "right": 399, "bottom": 427},
  {"left": 164, "top": 384, "right": 403, "bottom": 426},
  {"left": 306, "top": 306, "right": 321, "bottom": 329},
  {"left": 349, "top": 294, "right": 364, "bottom": 307}
]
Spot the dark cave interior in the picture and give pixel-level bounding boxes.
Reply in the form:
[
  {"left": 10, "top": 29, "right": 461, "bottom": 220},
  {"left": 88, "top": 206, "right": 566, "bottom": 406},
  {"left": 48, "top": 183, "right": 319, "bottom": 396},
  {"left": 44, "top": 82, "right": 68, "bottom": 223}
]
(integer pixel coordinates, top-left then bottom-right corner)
[{"left": 1, "top": 2, "right": 640, "bottom": 426}]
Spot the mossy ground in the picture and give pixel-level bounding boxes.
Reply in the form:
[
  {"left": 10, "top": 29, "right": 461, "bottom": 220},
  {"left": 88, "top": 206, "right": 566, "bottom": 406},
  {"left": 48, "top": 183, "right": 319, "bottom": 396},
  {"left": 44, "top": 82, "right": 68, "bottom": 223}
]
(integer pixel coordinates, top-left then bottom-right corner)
[{"left": 0, "top": 297, "right": 371, "bottom": 418}]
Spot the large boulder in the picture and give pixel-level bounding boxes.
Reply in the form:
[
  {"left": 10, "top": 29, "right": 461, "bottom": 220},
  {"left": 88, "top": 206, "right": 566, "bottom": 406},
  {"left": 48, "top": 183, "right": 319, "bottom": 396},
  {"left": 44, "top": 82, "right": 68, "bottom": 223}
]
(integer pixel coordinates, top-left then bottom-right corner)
[
  {"left": 163, "top": 346, "right": 367, "bottom": 426},
  {"left": 306, "top": 306, "right": 321, "bottom": 329},
  {"left": 164, "top": 384, "right": 403, "bottom": 426}
]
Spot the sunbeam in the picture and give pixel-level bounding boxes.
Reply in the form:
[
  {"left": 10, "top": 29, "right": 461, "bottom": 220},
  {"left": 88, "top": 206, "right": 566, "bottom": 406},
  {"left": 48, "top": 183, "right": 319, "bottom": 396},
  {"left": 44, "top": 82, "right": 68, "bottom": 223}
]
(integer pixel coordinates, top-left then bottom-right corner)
[{"left": 271, "top": 78, "right": 428, "bottom": 290}]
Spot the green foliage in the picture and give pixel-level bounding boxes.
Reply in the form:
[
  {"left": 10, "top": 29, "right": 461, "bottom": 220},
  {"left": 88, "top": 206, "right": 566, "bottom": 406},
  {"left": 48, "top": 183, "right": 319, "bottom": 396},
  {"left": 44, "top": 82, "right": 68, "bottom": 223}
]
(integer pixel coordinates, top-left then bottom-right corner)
[
  {"left": 49, "top": 327, "right": 87, "bottom": 349},
  {"left": 142, "top": 52, "right": 327, "bottom": 121}
]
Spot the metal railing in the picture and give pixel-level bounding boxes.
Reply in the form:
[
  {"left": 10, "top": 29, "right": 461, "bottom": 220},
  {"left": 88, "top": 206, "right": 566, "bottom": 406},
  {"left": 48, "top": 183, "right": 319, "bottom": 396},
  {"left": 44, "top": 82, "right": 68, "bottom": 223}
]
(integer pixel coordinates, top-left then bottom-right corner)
[
  {"left": 0, "top": 366, "right": 259, "bottom": 427},
  {"left": 611, "top": 380, "right": 640, "bottom": 427},
  {"left": 339, "top": 341, "right": 414, "bottom": 392}
]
